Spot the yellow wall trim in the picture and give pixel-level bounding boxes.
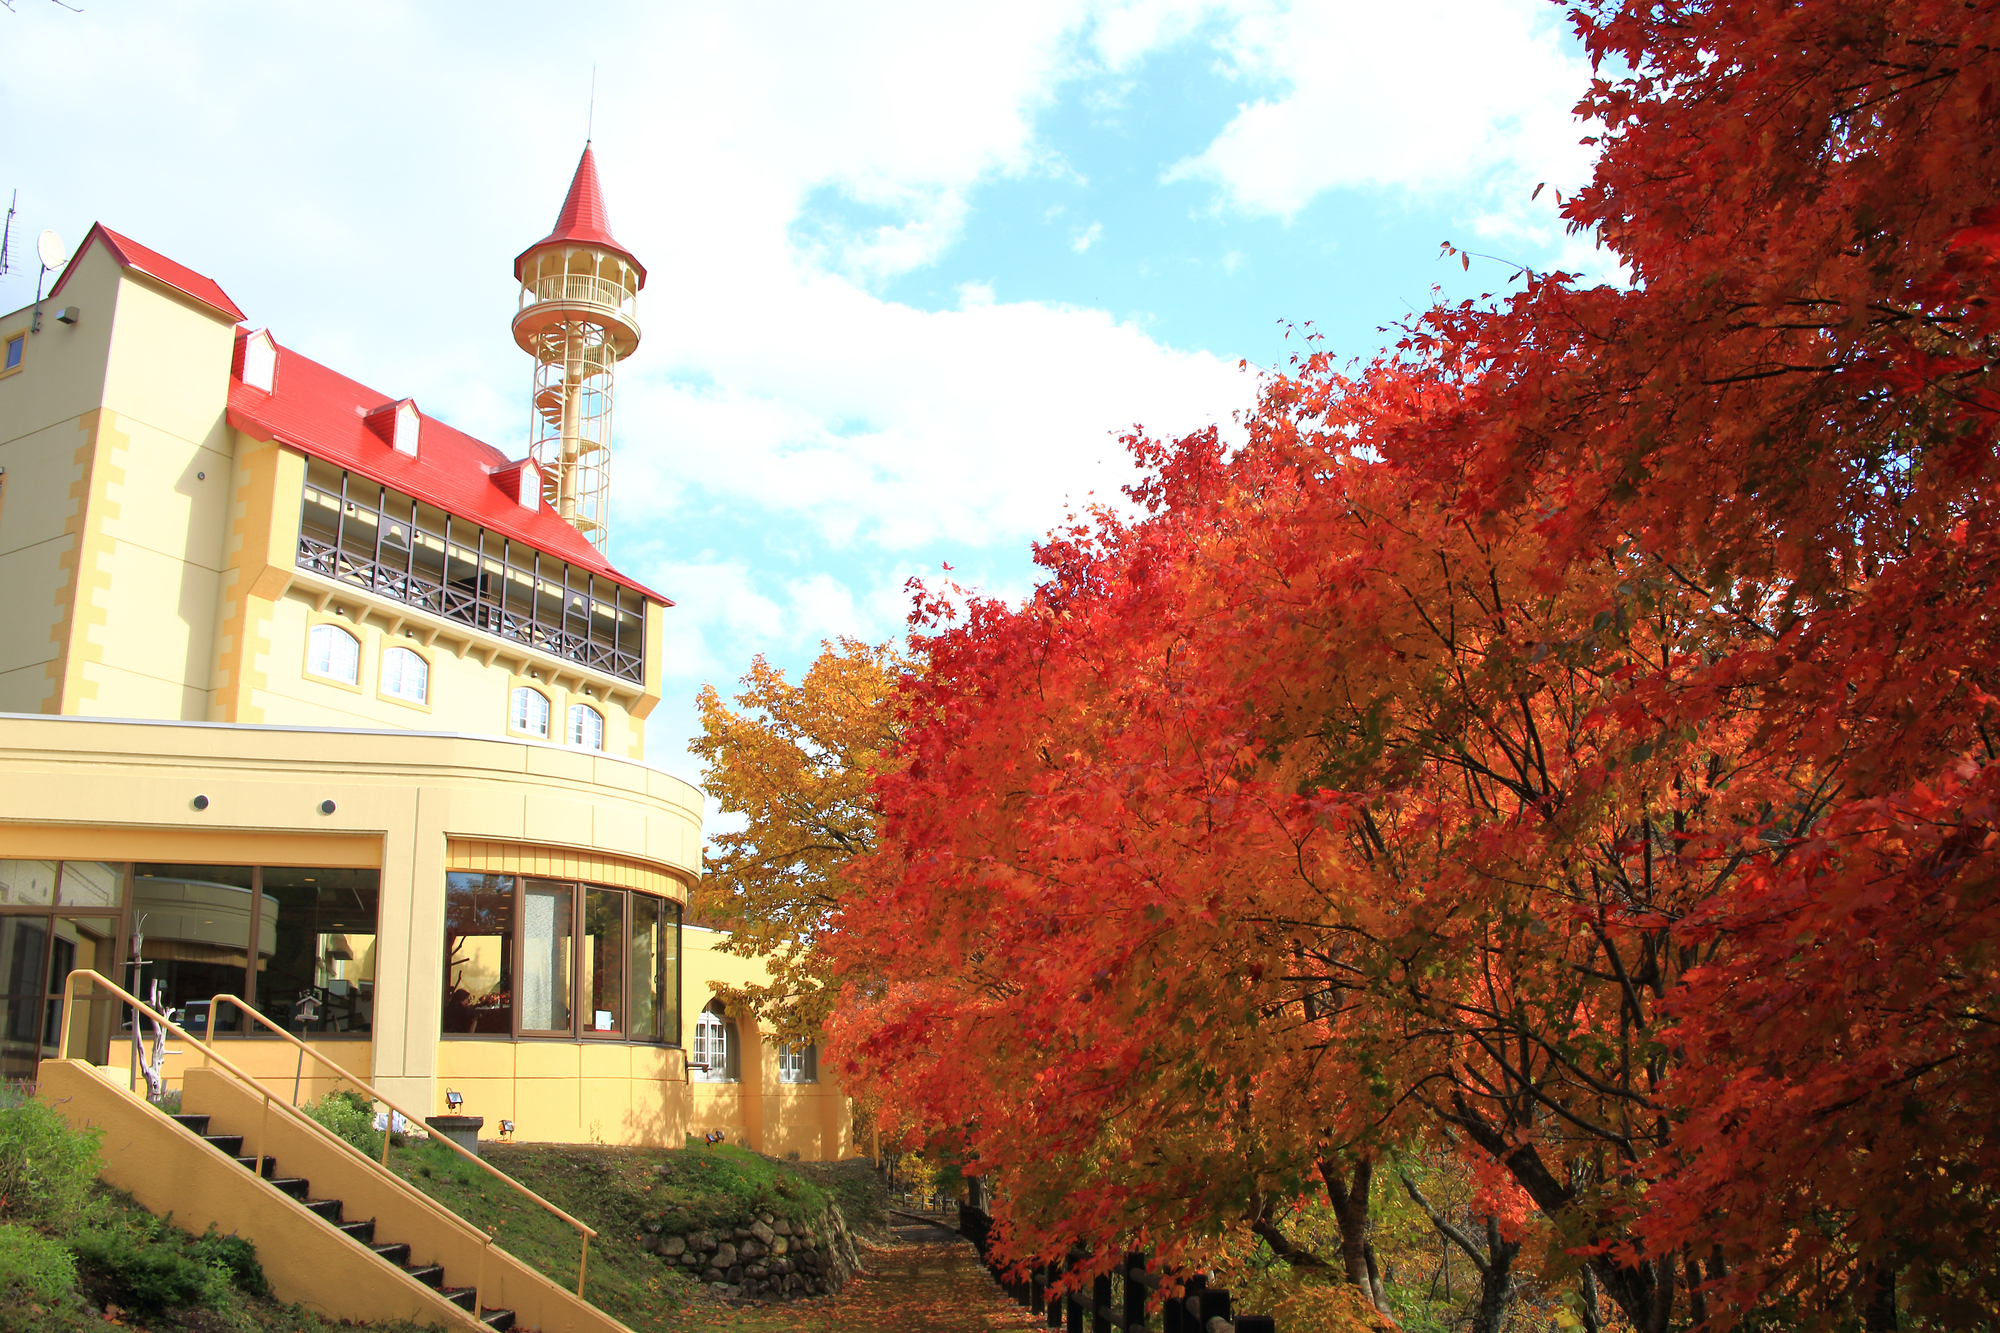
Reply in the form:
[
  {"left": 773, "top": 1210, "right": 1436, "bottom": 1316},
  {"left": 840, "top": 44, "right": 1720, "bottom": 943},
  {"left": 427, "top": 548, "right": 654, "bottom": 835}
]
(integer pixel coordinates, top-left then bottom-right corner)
[
  {"left": 446, "top": 838, "right": 686, "bottom": 901},
  {"left": 0, "top": 821, "right": 381, "bottom": 867}
]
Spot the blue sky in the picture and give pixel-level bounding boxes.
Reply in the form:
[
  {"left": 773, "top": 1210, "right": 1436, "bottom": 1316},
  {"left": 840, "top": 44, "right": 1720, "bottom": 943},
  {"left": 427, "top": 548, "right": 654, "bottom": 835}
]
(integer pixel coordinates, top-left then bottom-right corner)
[{"left": 0, "top": 0, "right": 1608, "bottom": 792}]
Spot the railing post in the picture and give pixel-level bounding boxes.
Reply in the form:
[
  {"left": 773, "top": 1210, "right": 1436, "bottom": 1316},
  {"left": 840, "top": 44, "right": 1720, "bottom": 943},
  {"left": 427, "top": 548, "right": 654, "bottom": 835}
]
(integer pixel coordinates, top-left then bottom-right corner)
[
  {"left": 1198, "top": 1288, "right": 1232, "bottom": 1331},
  {"left": 56, "top": 972, "right": 76, "bottom": 1061},
  {"left": 476, "top": 1231, "right": 492, "bottom": 1317},
  {"left": 577, "top": 1232, "right": 590, "bottom": 1298},
  {"left": 1094, "top": 1270, "right": 1112, "bottom": 1333},
  {"left": 1047, "top": 1262, "right": 1064, "bottom": 1329},
  {"left": 255, "top": 1092, "right": 273, "bottom": 1179},
  {"left": 1125, "top": 1251, "right": 1148, "bottom": 1331}
]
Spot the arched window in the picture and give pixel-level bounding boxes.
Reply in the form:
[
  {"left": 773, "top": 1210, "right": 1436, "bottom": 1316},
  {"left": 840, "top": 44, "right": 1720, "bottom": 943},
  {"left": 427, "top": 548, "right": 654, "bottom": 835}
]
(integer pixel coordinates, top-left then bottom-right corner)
[
  {"left": 510, "top": 686, "right": 549, "bottom": 738},
  {"left": 380, "top": 646, "right": 428, "bottom": 704},
  {"left": 568, "top": 703, "right": 604, "bottom": 750},
  {"left": 306, "top": 623, "right": 359, "bottom": 685},
  {"left": 779, "top": 1041, "right": 819, "bottom": 1085},
  {"left": 692, "top": 1000, "right": 737, "bottom": 1081}
]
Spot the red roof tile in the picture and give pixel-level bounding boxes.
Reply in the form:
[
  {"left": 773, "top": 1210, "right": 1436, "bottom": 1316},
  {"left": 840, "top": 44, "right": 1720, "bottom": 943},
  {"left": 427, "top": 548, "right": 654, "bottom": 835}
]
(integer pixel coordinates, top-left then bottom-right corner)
[
  {"left": 513, "top": 143, "right": 647, "bottom": 287},
  {"left": 49, "top": 223, "right": 246, "bottom": 322},
  {"left": 226, "top": 334, "right": 668, "bottom": 605}
]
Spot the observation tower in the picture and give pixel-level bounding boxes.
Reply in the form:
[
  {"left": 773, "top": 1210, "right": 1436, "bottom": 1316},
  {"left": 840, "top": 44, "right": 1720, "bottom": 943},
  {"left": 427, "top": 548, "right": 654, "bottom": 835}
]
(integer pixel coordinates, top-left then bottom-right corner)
[{"left": 512, "top": 142, "right": 645, "bottom": 549}]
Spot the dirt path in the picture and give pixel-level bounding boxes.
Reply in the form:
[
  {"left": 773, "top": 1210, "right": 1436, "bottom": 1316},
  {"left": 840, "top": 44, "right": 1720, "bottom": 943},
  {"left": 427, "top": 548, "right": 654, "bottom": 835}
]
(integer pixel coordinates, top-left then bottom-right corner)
[{"left": 688, "top": 1226, "right": 1045, "bottom": 1333}]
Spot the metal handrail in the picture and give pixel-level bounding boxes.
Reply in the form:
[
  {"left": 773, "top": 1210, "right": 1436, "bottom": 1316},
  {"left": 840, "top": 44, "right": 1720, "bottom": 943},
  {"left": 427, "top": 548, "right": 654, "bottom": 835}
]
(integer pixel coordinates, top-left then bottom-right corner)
[
  {"left": 200, "top": 993, "right": 597, "bottom": 1292},
  {"left": 54, "top": 970, "right": 596, "bottom": 1298}
]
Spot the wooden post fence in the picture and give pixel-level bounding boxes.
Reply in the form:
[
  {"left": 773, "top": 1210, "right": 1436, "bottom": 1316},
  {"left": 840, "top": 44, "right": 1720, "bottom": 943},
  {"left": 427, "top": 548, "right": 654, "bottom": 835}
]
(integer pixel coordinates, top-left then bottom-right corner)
[{"left": 954, "top": 1207, "right": 1282, "bottom": 1332}]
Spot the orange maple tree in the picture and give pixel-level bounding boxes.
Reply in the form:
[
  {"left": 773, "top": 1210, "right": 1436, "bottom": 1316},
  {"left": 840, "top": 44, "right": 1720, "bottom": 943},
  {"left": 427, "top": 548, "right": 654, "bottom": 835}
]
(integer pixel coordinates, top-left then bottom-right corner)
[{"left": 821, "top": 1, "right": 2000, "bottom": 1329}]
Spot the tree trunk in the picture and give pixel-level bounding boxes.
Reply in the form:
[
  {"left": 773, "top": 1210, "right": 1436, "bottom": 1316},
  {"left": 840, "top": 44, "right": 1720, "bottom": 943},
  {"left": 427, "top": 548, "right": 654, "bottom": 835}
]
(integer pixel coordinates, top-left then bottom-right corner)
[
  {"left": 1318, "top": 1154, "right": 1388, "bottom": 1311},
  {"left": 1863, "top": 1264, "right": 1897, "bottom": 1332}
]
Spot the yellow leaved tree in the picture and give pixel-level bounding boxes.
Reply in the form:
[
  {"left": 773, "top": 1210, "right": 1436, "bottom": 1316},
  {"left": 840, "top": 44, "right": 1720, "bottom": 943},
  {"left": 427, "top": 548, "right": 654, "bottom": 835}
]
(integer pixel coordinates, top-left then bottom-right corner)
[{"left": 689, "top": 636, "right": 900, "bottom": 1040}]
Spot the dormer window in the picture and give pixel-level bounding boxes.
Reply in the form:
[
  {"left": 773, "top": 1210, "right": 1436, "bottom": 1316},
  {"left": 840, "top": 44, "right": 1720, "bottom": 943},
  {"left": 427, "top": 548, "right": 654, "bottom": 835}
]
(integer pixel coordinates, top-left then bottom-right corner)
[
  {"left": 236, "top": 328, "right": 277, "bottom": 392},
  {"left": 364, "top": 399, "right": 421, "bottom": 457},
  {"left": 515, "top": 460, "right": 539, "bottom": 510}
]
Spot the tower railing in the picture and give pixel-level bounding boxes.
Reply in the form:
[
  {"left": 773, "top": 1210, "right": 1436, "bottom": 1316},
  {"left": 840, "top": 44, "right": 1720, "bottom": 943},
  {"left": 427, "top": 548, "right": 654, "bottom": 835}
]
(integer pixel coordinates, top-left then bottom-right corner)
[{"left": 519, "top": 274, "right": 635, "bottom": 319}]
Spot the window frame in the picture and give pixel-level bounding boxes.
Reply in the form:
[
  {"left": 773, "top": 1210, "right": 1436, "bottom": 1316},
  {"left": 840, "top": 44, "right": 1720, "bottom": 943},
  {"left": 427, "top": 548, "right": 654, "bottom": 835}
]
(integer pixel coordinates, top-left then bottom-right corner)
[
  {"left": 0, "top": 329, "right": 26, "bottom": 380},
  {"left": 778, "top": 1040, "right": 819, "bottom": 1085},
  {"left": 305, "top": 621, "right": 362, "bottom": 689},
  {"left": 567, "top": 702, "right": 604, "bottom": 751},
  {"left": 442, "top": 874, "right": 681, "bottom": 1047},
  {"left": 377, "top": 644, "right": 430, "bottom": 707},
  {"left": 509, "top": 684, "right": 551, "bottom": 739}
]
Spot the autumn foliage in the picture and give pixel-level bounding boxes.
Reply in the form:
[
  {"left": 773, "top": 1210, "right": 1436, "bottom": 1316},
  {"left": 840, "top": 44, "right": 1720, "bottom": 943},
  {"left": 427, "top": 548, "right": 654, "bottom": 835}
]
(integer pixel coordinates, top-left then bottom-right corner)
[{"left": 812, "top": 1, "right": 2000, "bottom": 1329}]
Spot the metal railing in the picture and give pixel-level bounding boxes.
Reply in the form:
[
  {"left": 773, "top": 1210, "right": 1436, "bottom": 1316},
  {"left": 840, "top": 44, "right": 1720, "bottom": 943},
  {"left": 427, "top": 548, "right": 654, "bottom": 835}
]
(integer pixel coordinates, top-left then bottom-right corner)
[
  {"left": 56, "top": 971, "right": 599, "bottom": 1299},
  {"left": 295, "top": 538, "right": 644, "bottom": 684}
]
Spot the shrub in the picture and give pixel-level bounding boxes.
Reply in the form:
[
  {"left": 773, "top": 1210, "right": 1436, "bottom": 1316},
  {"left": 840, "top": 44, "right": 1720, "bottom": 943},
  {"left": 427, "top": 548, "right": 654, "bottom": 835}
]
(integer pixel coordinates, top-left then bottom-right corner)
[
  {"left": 0, "top": 1221, "right": 76, "bottom": 1302},
  {"left": 0, "top": 1100, "right": 100, "bottom": 1227},
  {"left": 71, "top": 1226, "right": 230, "bottom": 1315},
  {"left": 304, "top": 1089, "right": 383, "bottom": 1158},
  {"left": 189, "top": 1226, "right": 267, "bottom": 1298}
]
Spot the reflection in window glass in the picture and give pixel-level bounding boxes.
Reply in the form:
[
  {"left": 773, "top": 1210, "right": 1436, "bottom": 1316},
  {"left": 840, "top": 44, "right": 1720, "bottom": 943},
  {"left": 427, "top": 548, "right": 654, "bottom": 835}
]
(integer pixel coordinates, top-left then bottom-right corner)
[
  {"left": 520, "top": 881, "right": 572, "bottom": 1031},
  {"left": 443, "top": 874, "right": 514, "bottom": 1035},
  {"left": 0, "top": 916, "right": 49, "bottom": 1080},
  {"left": 132, "top": 865, "right": 264, "bottom": 1034},
  {"left": 307, "top": 624, "right": 360, "bottom": 684},
  {"left": 628, "top": 894, "right": 677, "bottom": 1044},
  {"left": 582, "top": 888, "right": 624, "bottom": 1033},
  {"left": 49, "top": 917, "right": 118, "bottom": 1066},
  {"left": 258, "top": 867, "right": 379, "bottom": 1034},
  {"left": 0, "top": 862, "right": 55, "bottom": 907},
  {"left": 58, "top": 861, "right": 122, "bottom": 908}
]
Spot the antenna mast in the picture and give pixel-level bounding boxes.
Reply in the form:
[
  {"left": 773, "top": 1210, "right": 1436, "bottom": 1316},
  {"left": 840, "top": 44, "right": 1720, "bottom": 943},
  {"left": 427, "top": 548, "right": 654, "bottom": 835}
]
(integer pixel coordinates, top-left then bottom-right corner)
[{"left": 0, "top": 191, "right": 15, "bottom": 279}]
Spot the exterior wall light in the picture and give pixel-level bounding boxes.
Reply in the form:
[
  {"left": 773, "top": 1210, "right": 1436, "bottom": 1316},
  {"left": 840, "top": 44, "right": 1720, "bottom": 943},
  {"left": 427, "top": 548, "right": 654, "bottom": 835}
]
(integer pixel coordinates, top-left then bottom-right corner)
[
  {"left": 191, "top": 794, "right": 210, "bottom": 811},
  {"left": 318, "top": 799, "right": 337, "bottom": 815},
  {"left": 445, "top": 1089, "right": 464, "bottom": 1110},
  {"left": 55, "top": 307, "right": 78, "bottom": 325}
]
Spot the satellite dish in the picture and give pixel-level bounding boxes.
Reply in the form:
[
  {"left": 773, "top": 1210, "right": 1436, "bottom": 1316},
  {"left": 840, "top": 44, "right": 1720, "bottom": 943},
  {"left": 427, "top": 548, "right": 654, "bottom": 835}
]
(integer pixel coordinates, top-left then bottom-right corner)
[{"left": 36, "top": 229, "right": 65, "bottom": 270}]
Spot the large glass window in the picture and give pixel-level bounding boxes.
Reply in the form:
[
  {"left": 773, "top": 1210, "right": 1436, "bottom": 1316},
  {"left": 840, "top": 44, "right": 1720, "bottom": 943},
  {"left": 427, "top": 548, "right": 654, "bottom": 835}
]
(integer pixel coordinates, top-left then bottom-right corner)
[
  {"left": 257, "top": 868, "right": 380, "bottom": 1034},
  {"left": 444, "top": 874, "right": 515, "bottom": 1035},
  {"left": 0, "top": 862, "right": 55, "bottom": 907},
  {"left": 520, "top": 881, "right": 573, "bottom": 1033},
  {"left": 629, "top": 894, "right": 674, "bottom": 1044},
  {"left": 295, "top": 460, "right": 647, "bottom": 684},
  {"left": 582, "top": 887, "right": 623, "bottom": 1034},
  {"left": 133, "top": 865, "right": 262, "bottom": 1034},
  {"left": 441, "top": 875, "right": 679, "bottom": 1043}
]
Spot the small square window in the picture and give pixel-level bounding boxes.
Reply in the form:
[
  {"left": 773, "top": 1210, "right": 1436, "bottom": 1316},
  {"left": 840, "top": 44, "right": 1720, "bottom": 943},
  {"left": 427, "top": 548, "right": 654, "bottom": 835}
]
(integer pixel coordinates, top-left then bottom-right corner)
[{"left": 3, "top": 335, "right": 22, "bottom": 372}]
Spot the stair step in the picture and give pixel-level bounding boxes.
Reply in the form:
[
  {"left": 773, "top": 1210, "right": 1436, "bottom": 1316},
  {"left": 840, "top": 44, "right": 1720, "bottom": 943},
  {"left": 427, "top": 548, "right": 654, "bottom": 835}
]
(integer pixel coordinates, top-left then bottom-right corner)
[
  {"left": 482, "top": 1310, "right": 516, "bottom": 1331},
  {"left": 371, "top": 1242, "right": 412, "bottom": 1266},
  {"left": 203, "top": 1133, "right": 245, "bottom": 1156},
  {"left": 270, "top": 1177, "right": 310, "bottom": 1200},
  {"left": 232, "top": 1155, "right": 278, "bottom": 1178},
  {"left": 171, "top": 1113, "right": 211, "bottom": 1135},
  {"left": 443, "top": 1286, "right": 476, "bottom": 1311},
  {"left": 337, "top": 1218, "right": 375, "bottom": 1245},
  {"left": 305, "top": 1198, "right": 343, "bottom": 1223},
  {"left": 406, "top": 1264, "right": 445, "bottom": 1289}
]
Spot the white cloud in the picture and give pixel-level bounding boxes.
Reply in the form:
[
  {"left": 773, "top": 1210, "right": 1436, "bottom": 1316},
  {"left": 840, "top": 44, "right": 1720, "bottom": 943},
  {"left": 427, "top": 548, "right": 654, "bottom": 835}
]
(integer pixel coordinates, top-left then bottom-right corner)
[
  {"left": 1160, "top": 0, "right": 1594, "bottom": 220},
  {"left": 1072, "top": 221, "right": 1105, "bottom": 253}
]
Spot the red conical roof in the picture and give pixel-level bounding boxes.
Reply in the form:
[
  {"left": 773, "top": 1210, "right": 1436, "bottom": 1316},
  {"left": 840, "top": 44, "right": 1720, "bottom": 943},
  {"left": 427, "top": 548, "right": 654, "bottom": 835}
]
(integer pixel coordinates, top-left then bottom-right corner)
[{"left": 513, "top": 142, "right": 647, "bottom": 287}]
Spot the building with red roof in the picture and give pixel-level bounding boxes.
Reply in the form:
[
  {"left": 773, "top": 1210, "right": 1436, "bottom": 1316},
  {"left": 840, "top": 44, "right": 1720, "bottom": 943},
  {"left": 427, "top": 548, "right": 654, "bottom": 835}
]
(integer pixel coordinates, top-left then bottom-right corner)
[{"left": 0, "top": 152, "right": 852, "bottom": 1199}]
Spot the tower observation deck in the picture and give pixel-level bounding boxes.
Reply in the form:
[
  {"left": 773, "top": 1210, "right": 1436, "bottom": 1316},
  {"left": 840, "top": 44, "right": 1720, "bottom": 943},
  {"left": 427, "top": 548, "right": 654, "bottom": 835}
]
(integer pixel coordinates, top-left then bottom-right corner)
[{"left": 512, "top": 143, "right": 645, "bottom": 549}]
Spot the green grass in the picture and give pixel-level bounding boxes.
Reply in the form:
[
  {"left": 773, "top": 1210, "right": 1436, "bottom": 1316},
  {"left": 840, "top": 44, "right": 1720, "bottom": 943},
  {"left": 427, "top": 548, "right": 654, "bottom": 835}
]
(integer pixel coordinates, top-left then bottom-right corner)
[{"left": 381, "top": 1136, "right": 884, "bottom": 1332}]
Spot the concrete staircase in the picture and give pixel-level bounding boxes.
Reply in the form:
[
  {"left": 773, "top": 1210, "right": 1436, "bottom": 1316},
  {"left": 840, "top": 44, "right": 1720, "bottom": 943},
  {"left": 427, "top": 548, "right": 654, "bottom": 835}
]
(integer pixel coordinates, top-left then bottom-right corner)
[{"left": 170, "top": 1111, "right": 515, "bottom": 1330}]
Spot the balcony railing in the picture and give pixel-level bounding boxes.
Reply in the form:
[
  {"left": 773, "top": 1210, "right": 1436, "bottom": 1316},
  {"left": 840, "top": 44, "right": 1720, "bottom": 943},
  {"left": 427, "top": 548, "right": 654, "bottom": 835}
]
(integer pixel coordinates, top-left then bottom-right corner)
[
  {"left": 296, "top": 538, "right": 644, "bottom": 685},
  {"left": 519, "top": 273, "right": 635, "bottom": 318}
]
